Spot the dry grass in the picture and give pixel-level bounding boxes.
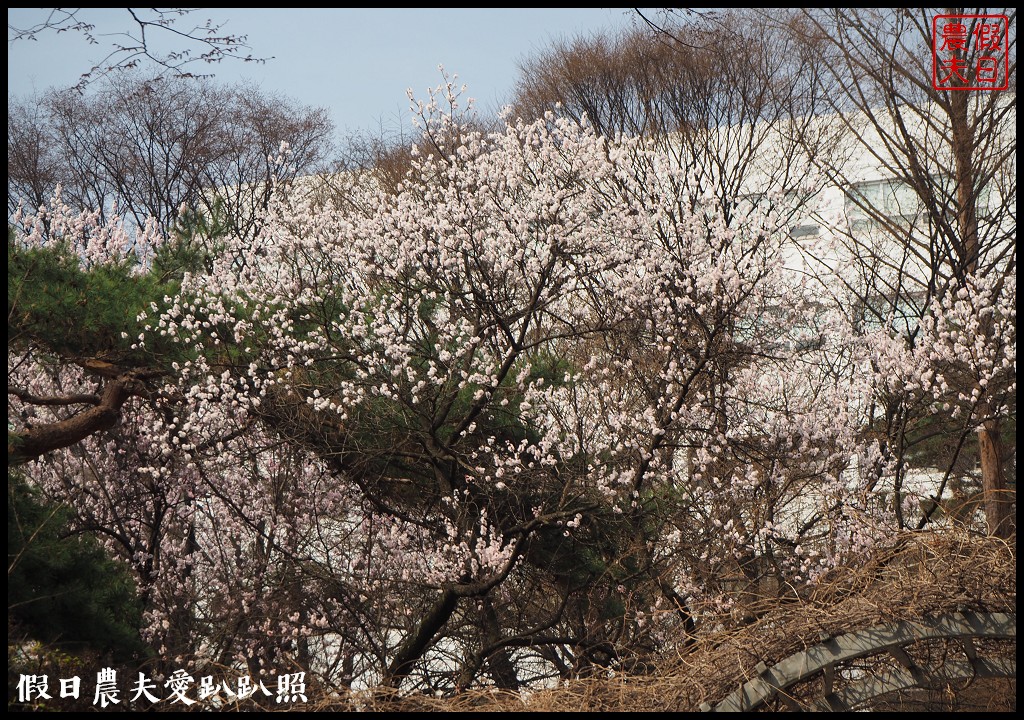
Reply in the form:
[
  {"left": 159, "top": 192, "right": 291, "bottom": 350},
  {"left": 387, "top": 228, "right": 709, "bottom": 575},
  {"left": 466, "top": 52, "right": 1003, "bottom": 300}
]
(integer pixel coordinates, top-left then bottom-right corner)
[{"left": 337, "top": 531, "right": 1017, "bottom": 712}]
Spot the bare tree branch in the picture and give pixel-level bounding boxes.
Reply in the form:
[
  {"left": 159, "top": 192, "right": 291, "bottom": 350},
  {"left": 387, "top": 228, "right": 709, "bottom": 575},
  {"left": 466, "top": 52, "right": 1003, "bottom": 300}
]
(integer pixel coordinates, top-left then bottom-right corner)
[{"left": 8, "top": 8, "right": 270, "bottom": 91}]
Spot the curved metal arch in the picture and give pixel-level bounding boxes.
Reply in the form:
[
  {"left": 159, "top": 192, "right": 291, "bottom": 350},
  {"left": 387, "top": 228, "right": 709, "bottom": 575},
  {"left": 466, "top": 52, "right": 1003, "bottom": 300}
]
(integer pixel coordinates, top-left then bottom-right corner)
[
  {"left": 811, "top": 656, "right": 1016, "bottom": 711},
  {"left": 705, "top": 611, "right": 1016, "bottom": 712}
]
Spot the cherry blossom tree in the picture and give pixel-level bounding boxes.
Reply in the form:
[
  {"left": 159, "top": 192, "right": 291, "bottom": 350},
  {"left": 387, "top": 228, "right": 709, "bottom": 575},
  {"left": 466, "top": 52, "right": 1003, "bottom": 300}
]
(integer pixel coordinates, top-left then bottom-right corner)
[
  {"left": 10, "top": 78, "right": 982, "bottom": 692},
  {"left": 785, "top": 8, "right": 1017, "bottom": 538},
  {"left": 512, "top": 9, "right": 838, "bottom": 233},
  {"left": 633, "top": 8, "right": 1017, "bottom": 539}
]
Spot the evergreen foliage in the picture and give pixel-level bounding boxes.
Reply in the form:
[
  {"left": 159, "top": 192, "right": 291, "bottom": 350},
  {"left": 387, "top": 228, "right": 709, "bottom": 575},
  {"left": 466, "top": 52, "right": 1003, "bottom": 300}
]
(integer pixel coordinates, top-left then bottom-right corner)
[{"left": 8, "top": 472, "right": 147, "bottom": 662}]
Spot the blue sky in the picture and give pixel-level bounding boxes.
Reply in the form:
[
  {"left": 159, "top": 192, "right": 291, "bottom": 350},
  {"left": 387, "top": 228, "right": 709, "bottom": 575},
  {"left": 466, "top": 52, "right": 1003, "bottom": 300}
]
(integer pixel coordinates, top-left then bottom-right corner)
[{"left": 8, "top": 8, "right": 640, "bottom": 138}]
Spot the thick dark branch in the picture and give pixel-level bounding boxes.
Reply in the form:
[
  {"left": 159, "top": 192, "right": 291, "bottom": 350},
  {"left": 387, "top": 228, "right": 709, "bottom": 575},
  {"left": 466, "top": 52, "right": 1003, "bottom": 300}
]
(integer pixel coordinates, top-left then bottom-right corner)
[
  {"left": 8, "top": 377, "right": 143, "bottom": 466},
  {"left": 8, "top": 386, "right": 100, "bottom": 407},
  {"left": 382, "top": 530, "right": 533, "bottom": 689},
  {"left": 382, "top": 588, "right": 460, "bottom": 690},
  {"left": 485, "top": 634, "right": 580, "bottom": 652}
]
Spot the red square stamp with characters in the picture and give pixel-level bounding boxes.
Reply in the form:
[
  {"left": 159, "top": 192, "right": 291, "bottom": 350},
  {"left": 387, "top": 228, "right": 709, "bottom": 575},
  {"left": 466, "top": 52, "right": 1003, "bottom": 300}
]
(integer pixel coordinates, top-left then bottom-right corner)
[{"left": 932, "top": 14, "right": 1010, "bottom": 90}]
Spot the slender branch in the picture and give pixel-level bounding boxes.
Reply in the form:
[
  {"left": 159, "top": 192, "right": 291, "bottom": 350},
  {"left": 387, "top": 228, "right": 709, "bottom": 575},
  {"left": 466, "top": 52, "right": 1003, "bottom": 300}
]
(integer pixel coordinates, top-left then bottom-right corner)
[{"left": 8, "top": 8, "right": 269, "bottom": 91}]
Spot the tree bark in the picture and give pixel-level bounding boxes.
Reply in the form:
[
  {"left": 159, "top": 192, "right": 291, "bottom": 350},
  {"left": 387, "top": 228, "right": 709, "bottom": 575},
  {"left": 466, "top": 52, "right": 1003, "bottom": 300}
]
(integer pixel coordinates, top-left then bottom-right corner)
[
  {"left": 978, "top": 416, "right": 1012, "bottom": 539},
  {"left": 8, "top": 378, "right": 136, "bottom": 465},
  {"left": 948, "top": 43, "right": 1011, "bottom": 540},
  {"left": 382, "top": 589, "right": 460, "bottom": 690}
]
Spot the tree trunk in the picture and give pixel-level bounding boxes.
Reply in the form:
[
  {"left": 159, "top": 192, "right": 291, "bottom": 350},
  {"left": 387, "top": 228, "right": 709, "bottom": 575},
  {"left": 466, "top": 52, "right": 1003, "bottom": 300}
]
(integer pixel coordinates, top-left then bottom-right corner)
[
  {"left": 948, "top": 49, "right": 1012, "bottom": 540},
  {"left": 978, "top": 416, "right": 1011, "bottom": 538},
  {"left": 383, "top": 589, "right": 459, "bottom": 690}
]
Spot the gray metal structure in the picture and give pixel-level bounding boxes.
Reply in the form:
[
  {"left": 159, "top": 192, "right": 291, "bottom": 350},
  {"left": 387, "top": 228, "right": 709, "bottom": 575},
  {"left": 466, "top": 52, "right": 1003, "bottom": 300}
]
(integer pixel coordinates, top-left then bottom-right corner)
[{"left": 704, "top": 611, "right": 1016, "bottom": 712}]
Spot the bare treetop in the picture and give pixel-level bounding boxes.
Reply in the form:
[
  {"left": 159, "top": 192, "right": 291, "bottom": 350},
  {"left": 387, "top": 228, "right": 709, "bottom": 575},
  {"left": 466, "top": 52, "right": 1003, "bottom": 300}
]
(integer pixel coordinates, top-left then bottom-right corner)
[{"left": 8, "top": 8, "right": 270, "bottom": 90}]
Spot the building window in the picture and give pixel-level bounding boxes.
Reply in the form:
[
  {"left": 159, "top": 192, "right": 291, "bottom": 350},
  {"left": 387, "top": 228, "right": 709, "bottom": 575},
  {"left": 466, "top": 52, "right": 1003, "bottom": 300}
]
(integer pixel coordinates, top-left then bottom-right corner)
[
  {"left": 846, "top": 179, "right": 920, "bottom": 226},
  {"left": 846, "top": 176, "right": 993, "bottom": 230},
  {"left": 790, "top": 223, "right": 819, "bottom": 238}
]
